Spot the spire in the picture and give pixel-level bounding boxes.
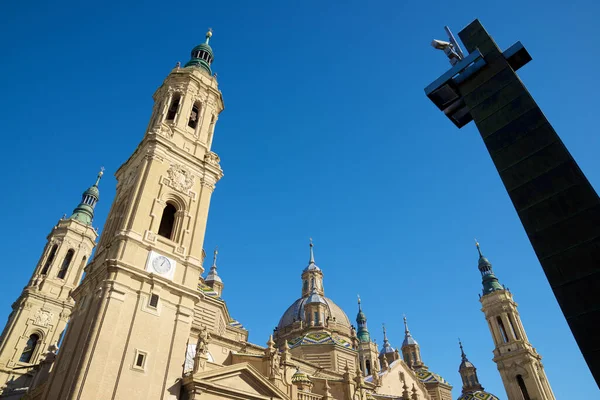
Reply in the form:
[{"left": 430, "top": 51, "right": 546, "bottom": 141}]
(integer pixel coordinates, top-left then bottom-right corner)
[
  {"left": 69, "top": 168, "right": 103, "bottom": 225},
  {"left": 356, "top": 295, "right": 370, "bottom": 342},
  {"left": 205, "top": 246, "right": 222, "bottom": 283},
  {"left": 304, "top": 238, "right": 321, "bottom": 271},
  {"left": 380, "top": 323, "right": 395, "bottom": 357},
  {"left": 185, "top": 28, "right": 215, "bottom": 74},
  {"left": 457, "top": 339, "right": 484, "bottom": 393},
  {"left": 401, "top": 315, "right": 420, "bottom": 353},
  {"left": 474, "top": 240, "right": 503, "bottom": 296}
]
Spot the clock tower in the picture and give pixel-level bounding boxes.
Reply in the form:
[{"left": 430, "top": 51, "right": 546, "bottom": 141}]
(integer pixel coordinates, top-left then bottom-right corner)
[{"left": 41, "top": 30, "right": 225, "bottom": 400}]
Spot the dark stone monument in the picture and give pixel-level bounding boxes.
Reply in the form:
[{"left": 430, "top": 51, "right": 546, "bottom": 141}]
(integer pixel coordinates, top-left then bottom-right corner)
[{"left": 425, "top": 19, "right": 600, "bottom": 386}]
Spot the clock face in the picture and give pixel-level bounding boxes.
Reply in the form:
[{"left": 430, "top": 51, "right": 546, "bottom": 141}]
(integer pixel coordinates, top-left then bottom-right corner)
[{"left": 152, "top": 255, "right": 172, "bottom": 274}]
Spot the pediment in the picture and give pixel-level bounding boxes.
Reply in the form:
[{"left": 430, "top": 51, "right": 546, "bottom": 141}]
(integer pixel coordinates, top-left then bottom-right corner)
[{"left": 189, "top": 362, "right": 288, "bottom": 400}]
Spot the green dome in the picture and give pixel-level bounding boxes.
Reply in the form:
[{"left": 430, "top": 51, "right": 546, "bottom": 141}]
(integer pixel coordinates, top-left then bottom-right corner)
[
  {"left": 69, "top": 169, "right": 103, "bottom": 226},
  {"left": 84, "top": 184, "right": 100, "bottom": 199},
  {"left": 184, "top": 30, "right": 214, "bottom": 74}
]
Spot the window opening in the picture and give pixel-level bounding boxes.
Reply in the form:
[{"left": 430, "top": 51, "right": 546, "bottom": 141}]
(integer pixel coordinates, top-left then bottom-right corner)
[
  {"left": 75, "top": 256, "right": 87, "bottom": 284},
  {"left": 158, "top": 203, "right": 177, "bottom": 239},
  {"left": 365, "top": 359, "right": 371, "bottom": 376},
  {"left": 508, "top": 314, "right": 520, "bottom": 340},
  {"left": 56, "top": 249, "right": 75, "bottom": 279},
  {"left": 497, "top": 316, "right": 509, "bottom": 343},
  {"left": 19, "top": 334, "right": 39, "bottom": 363},
  {"left": 516, "top": 375, "right": 531, "bottom": 400},
  {"left": 188, "top": 102, "right": 200, "bottom": 129},
  {"left": 135, "top": 353, "right": 145, "bottom": 368},
  {"left": 149, "top": 294, "right": 159, "bottom": 308},
  {"left": 166, "top": 94, "right": 180, "bottom": 120},
  {"left": 41, "top": 245, "right": 58, "bottom": 275},
  {"left": 57, "top": 249, "right": 75, "bottom": 279}
]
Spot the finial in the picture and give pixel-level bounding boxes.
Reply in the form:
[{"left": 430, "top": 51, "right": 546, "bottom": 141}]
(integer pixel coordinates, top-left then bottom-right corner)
[
  {"left": 357, "top": 294, "right": 362, "bottom": 310},
  {"left": 213, "top": 246, "right": 218, "bottom": 267},
  {"left": 403, "top": 314, "right": 409, "bottom": 334},
  {"left": 206, "top": 28, "right": 213, "bottom": 44},
  {"left": 382, "top": 323, "right": 387, "bottom": 340},
  {"left": 475, "top": 238, "right": 483, "bottom": 257},
  {"left": 175, "top": 61, "right": 181, "bottom": 69},
  {"left": 94, "top": 167, "right": 105, "bottom": 187},
  {"left": 309, "top": 238, "right": 315, "bottom": 264},
  {"left": 459, "top": 338, "right": 467, "bottom": 359}
]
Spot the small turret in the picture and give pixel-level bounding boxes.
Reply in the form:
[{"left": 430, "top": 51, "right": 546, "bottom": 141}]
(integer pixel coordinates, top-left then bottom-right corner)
[
  {"left": 205, "top": 247, "right": 224, "bottom": 296},
  {"left": 379, "top": 323, "right": 399, "bottom": 366},
  {"left": 456, "top": 339, "right": 499, "bottom": 400},
  {"left": 356, "top": 296, "right": 370, "bottom": 342},
  {"left": 475, "top": 241, "right": 503, "bottom": 296},
  {"left": 401, "top": 316, "right": 424, "bottom": 369},
  {"left": 184, "top": 29, "right": 215, "bottom": 74}
]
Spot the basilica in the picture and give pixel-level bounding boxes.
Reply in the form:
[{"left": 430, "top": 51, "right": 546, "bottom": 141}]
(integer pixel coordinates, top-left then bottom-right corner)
[{"left": 0, "top": 31, "right": 556, "bottom": 400}]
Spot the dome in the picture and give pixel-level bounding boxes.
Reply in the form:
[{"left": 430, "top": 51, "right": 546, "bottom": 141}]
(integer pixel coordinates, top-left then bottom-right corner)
[
  {"left": 291, "top": 367, "right": 312, "bottom": 386},
  {"left": 307, "top": 291, "right": 327, "bottom": 305},
  {"left": 478, "top": 256, "right": 491, "bottom": 268},
  {"left": 303, "top": 262, "right": 321, "bottom": 272},
  {"left": 277, "top": 296, "right": 351, "bottom": 330},
  {"left": 459, "top": 358, "right": 475, "bottom": 369},
  {"left": 402, "top": 335, "right": 418, "bottom": 347},
  {"left": 457, "top": 391, "right": 499, "bottom": 400},
  {"left": 84, "top": 185, "right": 100, "bottom": 199},
  {"left": 379, "top": 342, "right": 395, "bottom": 356}
]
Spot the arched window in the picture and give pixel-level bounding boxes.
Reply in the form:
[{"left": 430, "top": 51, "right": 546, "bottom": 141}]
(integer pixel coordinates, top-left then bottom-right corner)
[
  {"left": 74, "top": 256, "right": 87, "bottom": 284},
  {"left": 365, "top": 359, "right": 371, "bottom": 376},
  {"left": 41, "top": 244, "right": 58, "bottom": 275},
  {"left": 158, "top": 203, "right": 177, "bottom": 239},
  {"left": 166, "top": 94, "right": 181, "bottom": 120},
  {"left": 57, "top": 249, "right": 75, "bottom": 279},
  {"left": 516, "top": 375, "right": 531, "bottom": 400},
  {"left": 508, "top": 315, "right": 520, "bottom": 340},
  {"left": 188, "top": 102, "right": 201, "bottom": 129},
  {"left": 497, "top": 316, "right": 509, "bottom": 343},
  {"left": 19, "top": 334, "right": 40, "bottom": 363}
]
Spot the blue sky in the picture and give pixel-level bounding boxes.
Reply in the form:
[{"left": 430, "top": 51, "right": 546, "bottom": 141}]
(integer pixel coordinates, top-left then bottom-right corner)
[{"left": 1, "top": 0, "right": 598, "bottom": 397}]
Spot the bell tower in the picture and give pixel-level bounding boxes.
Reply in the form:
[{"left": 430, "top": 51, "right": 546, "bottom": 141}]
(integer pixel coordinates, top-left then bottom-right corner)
[
  {"left": 0, "top": 172, "right": 100, "bottom": 393},
  {"left": 355, "top": 297, "right": 379, "bottom": 377},
  {"left": 476, "top": 242, "right": 555, "bottom": 400},
  {"left": 41, "top": 30, "right": 225, "bottom": 400}
]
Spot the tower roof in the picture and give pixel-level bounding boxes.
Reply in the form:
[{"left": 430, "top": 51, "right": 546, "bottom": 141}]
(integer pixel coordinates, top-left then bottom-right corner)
[
  {"left": 356, "top": 295, "right": 371, "bottom": 343},
  {"left": 184, "top": 29, "right": 215, "bottom": 74},
  {"left": 475, "top": 241, "right": 504, "bottom": 296},
  {"left": 303, "top": 238, "right": 321, "bottom": 272},
  {"left": 379, "top": 324, "right": 395, "bottom": 355},
  {"left": 458, "top": 339, "right": 475, "bottom": 370},
  {"left": 402, "top": 315, "right": 418, "bottom": 347},
  {"left": 205, "top": 247, "right": 222, "bottom": 283},
  {"left": 69, "top": 168, "right": 103, "bottom": 225}
]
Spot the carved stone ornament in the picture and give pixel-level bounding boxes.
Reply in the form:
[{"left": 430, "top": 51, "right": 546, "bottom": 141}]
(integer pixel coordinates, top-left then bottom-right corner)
[
  {"left": 166, "top": 164, "right": 195, "bottom": 193},
  {"left": 154, "top": 123, "right": 174, "bottom": 138},
  {"left": 33, "top": 310, "right": 53, "bottom": 327},
  {"left": 204, "top": 152, "right": 220, "bottom": 167}
]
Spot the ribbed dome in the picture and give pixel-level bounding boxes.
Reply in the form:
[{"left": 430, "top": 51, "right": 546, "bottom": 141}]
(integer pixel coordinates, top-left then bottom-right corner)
[
  {"left": 459, "top": 358, "right": 475, "bottom": 369},
  {"left": 457, "top": 391, "right": 499, "bottom": 400},
  {"left": 277, "top": 296, "right": 351, "bottom": 330},
  {"left": 379, "top": 341, "right": 395, "bottom": 355}
]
